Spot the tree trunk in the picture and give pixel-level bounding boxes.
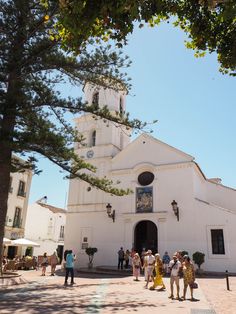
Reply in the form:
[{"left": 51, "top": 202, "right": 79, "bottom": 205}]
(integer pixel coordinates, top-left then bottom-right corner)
[
  {"left": 0, "top": 113, "right": 15, "bottom": 275},
  {"left": 0, "top": 1, "right": 27, "bottom": 274}
]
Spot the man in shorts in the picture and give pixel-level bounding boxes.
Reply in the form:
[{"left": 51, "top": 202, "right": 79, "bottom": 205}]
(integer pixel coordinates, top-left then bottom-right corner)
[
  {"left": 144, "top": 250, "right": 155, "bottom": 288},
  {"left": 168, "top": 254, "right": 182, "bottom": 299}
]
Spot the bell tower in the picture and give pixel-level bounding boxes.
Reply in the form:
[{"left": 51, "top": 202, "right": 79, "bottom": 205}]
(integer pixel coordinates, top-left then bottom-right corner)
[{"left": 74, "top": 82, "right": 131, "bottom": 161}]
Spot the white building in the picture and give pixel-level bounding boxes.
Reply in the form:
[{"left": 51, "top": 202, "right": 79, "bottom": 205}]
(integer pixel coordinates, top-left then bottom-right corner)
[
  {"left": 65, "top": 83, "right": 236, "bottom": 272},
  {"left": 4, "top": 156, "right": 32, "bottom": 259},
  {"left": 25, "top": 198, "right": 66, "bottom": 261}
]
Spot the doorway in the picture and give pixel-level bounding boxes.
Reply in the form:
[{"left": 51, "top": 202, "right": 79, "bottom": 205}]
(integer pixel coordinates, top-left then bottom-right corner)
[
  {"left": 57, "top": 245, "right": 64, "bottom": 263},
  {"left": 134, "top": 220, "right": 157, "bottom": 255},
  {"left": 7, "top": 246, "right": 17, "bottom": 259}
]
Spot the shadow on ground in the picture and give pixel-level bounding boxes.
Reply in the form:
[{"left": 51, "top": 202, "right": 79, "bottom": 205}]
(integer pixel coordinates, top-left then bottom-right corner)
[{"left": 0, "top": 282, "right": 162, "bottom": 314}]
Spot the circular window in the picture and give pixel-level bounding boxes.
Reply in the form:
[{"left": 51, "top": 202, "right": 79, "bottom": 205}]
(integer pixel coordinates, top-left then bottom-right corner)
[{"left": 138, "top": 171, "right": 154, "bottom": 186}]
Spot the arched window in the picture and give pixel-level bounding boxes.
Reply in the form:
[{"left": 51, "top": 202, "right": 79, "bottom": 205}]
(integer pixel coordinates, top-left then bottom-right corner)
[
  {"left": 119, "top": 97, "right": 124, "bottom": 115},
  {"left": 92, "top": 92, "right": 99, "bottom": 106},
  {"left": 91, "top": 130, "right": 96, "bottom": 146}
]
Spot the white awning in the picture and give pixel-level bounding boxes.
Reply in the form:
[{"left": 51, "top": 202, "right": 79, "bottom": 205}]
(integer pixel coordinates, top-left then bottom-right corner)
[
  {"left": 11, "top": 238, "right": 40, "bottom": 247},
  {"left": 3, "top": 237, "right": 12, "bottom": 245}
]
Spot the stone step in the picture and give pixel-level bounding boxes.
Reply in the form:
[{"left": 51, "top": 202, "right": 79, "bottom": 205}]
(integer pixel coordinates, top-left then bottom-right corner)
[{"left": 77, "top": 266, "right": 133, "bottom": 277}]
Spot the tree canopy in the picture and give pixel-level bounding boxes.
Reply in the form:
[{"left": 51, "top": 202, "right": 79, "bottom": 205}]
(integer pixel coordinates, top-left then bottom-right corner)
[
  {"left": 53, "top": 0, "right": 236, "bottom": 75},
  {"left": 0, "top": 0, "right": 153, "bottom": 271}
]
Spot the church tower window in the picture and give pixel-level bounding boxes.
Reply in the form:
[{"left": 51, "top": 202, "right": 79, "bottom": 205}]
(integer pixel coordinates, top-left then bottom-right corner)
[
  {"left": 91, "top": 130, "right": 96, "bottom": 146},
  {"left": 92, "top": 91, "right": 99, "bottom": 107}
]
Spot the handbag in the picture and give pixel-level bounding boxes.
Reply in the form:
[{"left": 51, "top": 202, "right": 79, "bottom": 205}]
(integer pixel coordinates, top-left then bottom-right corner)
[{"left": 190, "top": 281, "right": 198, "bottom": 289}]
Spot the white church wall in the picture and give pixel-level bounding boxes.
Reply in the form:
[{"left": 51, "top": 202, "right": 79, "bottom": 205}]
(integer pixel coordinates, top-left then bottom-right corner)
[
  {"left": 65, "top": 163, "right": 199, "bottom": 268},
  {"left": 153, "top": 164, "right": 194, "bottom": 213},
  {"left": 206, "top": 181, "right": 236, "bottom": 212},
  {"left": 65, "top": 211, "right": 130, "bottom": 267},
  {"left": 66, "top": 176, "right": 236, "bottom": 272},
  {"left": 192, "top": 167, "right": 207, "bottom": 201},
  {"left": 68, "top": 175, "right": 106, "bottom": 208},
  {"left": 186, "top": 200, "right": 236, "bottom": 272},
  {"left": 66, "top": 155, "right": 236, "bottom": 271},
  {"left": 66, "top": 84, "right": 236, "bottom": 273},
  {"left": 112, "top": 135, "right": 193, "bottom": 171}
]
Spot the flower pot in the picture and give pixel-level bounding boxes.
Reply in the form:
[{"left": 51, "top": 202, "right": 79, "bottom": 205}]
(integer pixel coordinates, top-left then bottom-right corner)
[{"left": 196, "top": 268, "right": 204, "bottom": 275}]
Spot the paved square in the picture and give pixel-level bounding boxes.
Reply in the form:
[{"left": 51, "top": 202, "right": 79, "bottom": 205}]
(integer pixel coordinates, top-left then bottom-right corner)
[{"left": 0, "top": 269, "right": 225, "bottom": 314}]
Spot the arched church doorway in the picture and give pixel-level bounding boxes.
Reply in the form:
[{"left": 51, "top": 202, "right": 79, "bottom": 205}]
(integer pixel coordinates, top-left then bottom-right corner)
[{"left": 134, "top": 220, "right": 157, "bottom": 256}]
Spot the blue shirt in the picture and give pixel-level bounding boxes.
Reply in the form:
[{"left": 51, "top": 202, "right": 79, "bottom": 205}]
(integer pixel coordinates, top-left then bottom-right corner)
[
  {"left": 162, "top": 254, "right": 170, "bottom": 264},
  {"left": 66, "top": 253, "right": 74, "bottom": 268}
]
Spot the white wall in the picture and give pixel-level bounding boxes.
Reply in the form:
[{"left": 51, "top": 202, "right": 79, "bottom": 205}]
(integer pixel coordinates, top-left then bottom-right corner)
[
  {"left": 66, "top": 90, "right": 236, "bottom": 272},
  {"left": 5, "top": 167, "right": 32, "bottom": 240},
  {"left": 66, "top": 153, "right": 236, "bottom": 272},
  {"left": 25, "top": 203, "right": 66, "bottom": 256}
]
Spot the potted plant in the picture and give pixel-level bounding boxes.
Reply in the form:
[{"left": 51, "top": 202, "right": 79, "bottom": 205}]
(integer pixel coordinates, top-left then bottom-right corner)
[
  {"left": 85, "top": 247, "right": 98, "bottom": 269},
  {"left": 192, "top": 251, "right": 205, "bottom": 274}
]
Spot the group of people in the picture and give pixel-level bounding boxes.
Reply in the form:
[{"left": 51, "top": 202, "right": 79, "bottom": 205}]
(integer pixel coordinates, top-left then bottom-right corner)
[
  {"left": 130, "top": 249, "right": 196, "bottom": 301},
  {"left": 3, "top": 248, "right": 76, "bottom": 287},
  {"left": 117, "top": 247, "right": 133, "bottom": 269},
  {"left": 40, "top": 251, "right": 60, "bottom": 276},
  {"left": 40, "top": 249, "right": 76, "bottom": 286},
  {"left": 2, "top": 254, "right": 38, "bottom": 271}
]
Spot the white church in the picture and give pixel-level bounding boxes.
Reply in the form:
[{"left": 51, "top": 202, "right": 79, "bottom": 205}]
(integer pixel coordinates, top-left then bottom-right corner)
[{"left": 65, "top": 83, "right": 236, "bottom": 272}]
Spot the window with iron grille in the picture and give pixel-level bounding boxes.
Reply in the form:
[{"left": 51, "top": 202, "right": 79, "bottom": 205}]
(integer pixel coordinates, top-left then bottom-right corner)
[
  {"left": 119, "top": 97, "right": 124, "bottom": 116},
  {"left": 13, "top": 207, "right": 22, "bottom": 228},
  {"left": 59, "top": 226, "right": 65, "bottom": 239},
  {"left": 91, "top": 130, "right": 96, "bottom": 147},
  {"left": 92, "top": 91, "right": 99, "bottom": 106}
]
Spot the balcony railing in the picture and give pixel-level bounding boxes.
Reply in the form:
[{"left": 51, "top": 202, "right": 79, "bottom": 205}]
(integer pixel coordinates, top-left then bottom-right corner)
[{"left": 12, "top": 218, "right": 23, "bottom": 228}]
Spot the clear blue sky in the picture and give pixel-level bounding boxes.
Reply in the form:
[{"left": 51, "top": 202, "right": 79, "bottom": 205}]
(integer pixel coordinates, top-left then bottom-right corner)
[{"left": 29, "top": 22, "right": 236, "bottom": 208}]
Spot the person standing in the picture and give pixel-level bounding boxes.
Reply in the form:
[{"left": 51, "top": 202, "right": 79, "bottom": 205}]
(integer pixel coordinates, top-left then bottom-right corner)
[
  {"left": 117, "top": 247, "right": 125, "bottom": 270},
  {"left": 182, "top": 255, "right": 195, "bottom": 301},
  {"left": 50, "top": 250, "right": 59, "bottom": 276},
  {"left": 132, "top": 253, "right": 142, "bottom": 281},
  {"left": 150, "top": 253, "right": 166, "bottom": 291},
  {"left": 162, "top": 251, "right": 171, "bottom": 274},
  {"left": 41, "top": 252, "right": 48, "bottom": 276},
  {"left": 168, "top": 254, "right": 182, "bottom": 299},
  {"left": 141, "top": 248, "right": 146, "bottom": 266},
  {"left": 142, "top": 251, "right": 148, "bottom": 281},
  {"left": 124, "top": 249, "right": 130, "bottom": 269},
  {"left": 64, "top": 250, "right": 76, "bottom": 285},
  {"left": 130, "top": 247, "right": 136, "bottom": 258},
  {"left": 145, "top": 250, "right": 155, "bottom": 289}
]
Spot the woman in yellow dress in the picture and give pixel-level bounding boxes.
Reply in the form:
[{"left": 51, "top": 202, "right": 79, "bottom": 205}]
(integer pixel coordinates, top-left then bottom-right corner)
[
  {"left": 182, "top": 255, "right": 195, "bottom": 300},
  {"left": 149, "top": 253, "right": 166, "bottom": 290}
]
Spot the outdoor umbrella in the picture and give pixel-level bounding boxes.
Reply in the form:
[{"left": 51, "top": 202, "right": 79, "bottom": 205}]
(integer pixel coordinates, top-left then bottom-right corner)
[{"left": 11, "top": 238, "right": 40, "bottom": 247}]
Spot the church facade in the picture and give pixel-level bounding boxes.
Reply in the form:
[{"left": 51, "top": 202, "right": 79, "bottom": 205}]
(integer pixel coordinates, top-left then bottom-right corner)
[{"left": 65, "top": 83, "right": 236, "bottom": 272}]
